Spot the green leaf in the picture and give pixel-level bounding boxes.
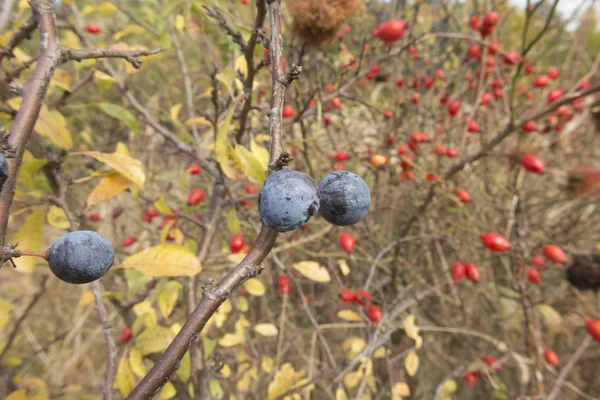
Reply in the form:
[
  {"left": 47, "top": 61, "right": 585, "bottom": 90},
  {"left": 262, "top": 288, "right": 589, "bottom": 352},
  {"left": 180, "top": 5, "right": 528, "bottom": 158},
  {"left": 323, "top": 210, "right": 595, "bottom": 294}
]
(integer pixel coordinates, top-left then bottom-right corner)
[
  {"left": 136, "top": 326, "right": 176, "bottom": 355},
  {"left": 91, "top": 103, "right": 138, "bottom": 134},
  {"left": 235, "top": 144, "right": 265, "bottom": 184}
]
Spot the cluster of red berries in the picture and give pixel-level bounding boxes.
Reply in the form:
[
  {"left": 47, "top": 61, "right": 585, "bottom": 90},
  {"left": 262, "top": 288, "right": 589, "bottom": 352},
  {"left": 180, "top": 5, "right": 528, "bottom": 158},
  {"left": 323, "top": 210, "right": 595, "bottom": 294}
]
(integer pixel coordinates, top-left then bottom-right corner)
[{"left": 341, "top": 288, "right": 382, "bottom": 323}]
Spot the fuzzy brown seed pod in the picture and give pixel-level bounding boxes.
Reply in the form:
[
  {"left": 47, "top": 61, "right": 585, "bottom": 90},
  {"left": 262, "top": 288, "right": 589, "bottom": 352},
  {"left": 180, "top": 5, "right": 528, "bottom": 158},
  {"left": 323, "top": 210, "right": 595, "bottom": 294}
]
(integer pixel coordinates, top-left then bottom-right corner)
[
  {"left": 290, "top": 0, "right": 363, "bottom": 48},
  {"left": 566, "top": 253, "right": 600, "bottom": 291}
]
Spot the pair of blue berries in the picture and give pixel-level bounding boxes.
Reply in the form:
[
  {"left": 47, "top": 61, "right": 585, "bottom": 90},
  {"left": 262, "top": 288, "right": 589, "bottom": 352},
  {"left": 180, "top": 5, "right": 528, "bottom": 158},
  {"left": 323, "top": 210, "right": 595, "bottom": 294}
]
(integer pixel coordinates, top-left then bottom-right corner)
[{"left": 258, "top": 169, "right": 371, "bottom": 232}]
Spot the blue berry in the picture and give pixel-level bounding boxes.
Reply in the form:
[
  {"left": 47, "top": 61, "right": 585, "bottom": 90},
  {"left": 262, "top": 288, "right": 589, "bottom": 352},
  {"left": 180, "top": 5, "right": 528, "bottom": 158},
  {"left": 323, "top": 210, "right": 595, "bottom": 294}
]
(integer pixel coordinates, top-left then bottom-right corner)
[
  {"left": 0, "top": 153, "right": 9, "bottom": 192},
  {"left": 319, "top": 171, "right": 371, "bottom": 226},
  {"left": 258, "top": 169, "right": 320, "bottom": 232},
  {"left": 48, "top": 231, "right": 114, "bottom": 284}
]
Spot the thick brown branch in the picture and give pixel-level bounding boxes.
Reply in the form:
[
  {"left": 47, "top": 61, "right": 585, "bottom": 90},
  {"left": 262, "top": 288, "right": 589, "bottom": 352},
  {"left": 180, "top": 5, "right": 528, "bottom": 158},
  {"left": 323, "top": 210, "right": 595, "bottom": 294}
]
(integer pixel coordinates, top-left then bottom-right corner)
[
  {"left": 0, "top": 0, "right": 61, "bottom": 244},
  {"left": 0, "top": 16, "right": 36, "bottom": 62}
]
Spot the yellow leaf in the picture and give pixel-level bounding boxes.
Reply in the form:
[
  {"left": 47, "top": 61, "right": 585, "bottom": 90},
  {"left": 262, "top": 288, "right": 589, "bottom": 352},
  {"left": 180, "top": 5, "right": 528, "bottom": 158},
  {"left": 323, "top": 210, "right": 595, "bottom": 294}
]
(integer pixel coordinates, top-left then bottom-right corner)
[
  {"left": 403, "top": 315, "right": 422, "bottom": 348},
  {"left": 170, "top": 103, "right": 182, "bottom": 121},
  {"left": 238, "top": 296, "right": 248, "bottom": 312},
  {"left": 261, "top": 355, "right": 274, "bottom": 373},
  {"left": 235, "top": 144, "right": 265, "bottom": 184},
  {"left": 209, "top": 380, "right": 224, "bottom": 398},
  {"left": 113, "top": 25, "right": 146, "bottom": 41},
  {"left": 6, "top": 389, "right": 27, "bottom": 400},
  {"left": 342, "top": 337, "right": 366, "bottom": 359},
  {"left": 50, "top": 69, "right": 72, "bottom": 91},
  {"left": 87, "top": 172, "right": 133, "bottom": 207},
  {"left": 220, "top": 364, "right": 231, "bottom": 378},
  {"left": 344, "top": 371, "right": 362, "bottom": 389},
  {"left": 237, "top": 370, "right": 252, "bottom": 392},
  {"left": 158, "top": 281, "right": 182, "bottom": 319},
  {"left": 176, "top": 351, "right": 191, "bottom": 382},
  {"left": 254, "top": 323, "right": 278, "bottom": 337},
  {"left": 115, "top": 353, "right": 136, "bottom": 397},
  {"left": 392, "top": 382, "right": 410, "bottom": 399},
  {"left": 337, "top": 310, "right": 362, "bottom": 321},
  {"left": 77, "top": 151, "right": 145, "bottom": 186},
  {"left": 2, "top": 356, "right": 21, "bottom": 367},
  {"left": 337, "top": 259, "right": 350, "bottom": 276},
  {"left": 218, "top": 318, "right": 247, "bottom": 347},
  {"left": 439, "top": 379, "right": 457, "bottom": 396},
  {"left": 98, "top": 1, "right": 118, "bottom": 15},
  {"left": 121, "top": 245, "right": 202, "bottom": 277},
  {"left": 136, "top": 327, "right": 176, "bottom": 355},
  {"left": 115, "top": 142, "right": 130, "bottom": 156},
  {"left": 12, "top": 47, "right": 30, "bottom": 63},
  {"left": 160, "top": 220, "right": 176, "bottom": 244},
  {"left": 94, "top": 70, "right": 117, "bottom": 90},
  {"left": 243, "top": 278, "right": 265, "bottom": 296},
  {"left": 267, "top": 363, "right": 306, "bottom": 400},
  {"left": 226, "top": 209, "right": 240, "bottom": 234},
  {"left": 215, "top": 97, "right": 244, "bottom": 180},
  {"left": 250, "top": 138, "right": 269, "bottom": 172},
  {"left": 158, "top": 381, "right": 176, "bottom": 399},
  {"left": 373, "top": 346, "right": 387, "bottom": 359},
  {"left": 78, "top": 291, "right": 120, "bottom": 307},
  {"left": 292, "top": 261, "right": 331, "bottom": 283},
  {"left": 0, "top": 300, "right": 12, "bottom": 329},
  {"left": 536, "top": 304, "right": 563, "bottom": 334},
  {"left": 183, "top": 117, "right": 212, "bottom": 127},
  {"left": 174, "top": 14, "right": 185, "bottom": 31},
  {"left": 404, "top": 350, "right": 419, "bottom": 377},
  {"left": 128, "top": 347, "right": 146, "bottom": 377},
  {"left": 336, "top": 387, "right": 348, "bottom": 400},
  {"left": 46, "top": 205, "right": 70, "bottom": 230},
  {"left": 255, "top": 134, "right": 270, "bottom": 143},
  {"left": 11, "top": 207, "right": 45, "bottom": 273},
  {"left": 9, "top": 100, "right": 73, "bottom": 150},
  {"left": 234, "top": 55, "right": 248, "bottom": 78},
  {"left": 154, "top": 196, "right": 173, "bottom": 216}
]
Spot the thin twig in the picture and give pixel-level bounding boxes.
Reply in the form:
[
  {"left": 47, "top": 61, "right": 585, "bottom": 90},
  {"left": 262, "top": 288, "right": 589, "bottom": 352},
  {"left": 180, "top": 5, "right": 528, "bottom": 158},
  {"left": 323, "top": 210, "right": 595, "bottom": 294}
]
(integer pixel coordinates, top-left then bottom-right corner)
[
  {"left": 547, "top": 336, "right": 593, "bottom": 400},
  {"left": 92, "top": 281, "right": 118, "bottom": 400}
]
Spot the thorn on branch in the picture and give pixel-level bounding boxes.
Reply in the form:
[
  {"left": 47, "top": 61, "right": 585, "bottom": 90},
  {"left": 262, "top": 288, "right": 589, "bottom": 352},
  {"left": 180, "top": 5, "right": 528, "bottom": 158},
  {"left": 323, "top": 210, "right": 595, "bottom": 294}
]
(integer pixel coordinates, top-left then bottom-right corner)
[{"left": 281, "top": 64, "right": 302, "bottom": 87}]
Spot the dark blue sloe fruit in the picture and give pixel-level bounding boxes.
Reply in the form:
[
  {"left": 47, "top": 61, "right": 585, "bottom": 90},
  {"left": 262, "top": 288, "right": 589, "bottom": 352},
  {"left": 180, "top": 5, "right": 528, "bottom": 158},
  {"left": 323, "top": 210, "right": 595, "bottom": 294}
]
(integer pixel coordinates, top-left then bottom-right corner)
[
  {"left": 319, "top": 171, "right": 371, "bottom": 226},
  {"left": 258, "top": 169, "right": 320, "bottom": 232},
  {"left": 48, "top": 231, "right": 115, "bottom": 284},
  {"left": 0, "top": 153, "right": 9, "bottom": 192}
]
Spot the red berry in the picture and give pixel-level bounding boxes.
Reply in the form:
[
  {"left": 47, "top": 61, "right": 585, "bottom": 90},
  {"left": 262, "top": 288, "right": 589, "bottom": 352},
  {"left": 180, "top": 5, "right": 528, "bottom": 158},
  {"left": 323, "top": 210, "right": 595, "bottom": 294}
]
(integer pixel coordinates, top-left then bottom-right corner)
[
  {"left": 370, "top": 65, "right": 380, "bottom": 74},
  {"left": 543, "top": 244, "right": 567, "bottom": 263},
  {"left": 451, "top": 262, "right": 466, "bottom": 282},
  {"left": 467, "top": 43, "right": 481, "bottom": 60},
  {"left": 120, "top": 327, "right": 132, "bottom": 344},
  {"left": 534, "top": 75, "right": 550, "bottom": 88},
  {"left": 277, "top": 274, "right": 289, "bottom": 288},
  {"left": 187, "top": 188, "right": 205, "bottom": 205},
  {"left": 340, "top": 232, "right": 355, "bottom": 252},
  {"left": 483, "top": 356, "right": 503, "bottom": 371},
  {"left": 586, "top": 318, "right": 600, "bottom": 342},
  {"left": 85, "top": 24, "right": 101, "bottom": 34},
  {"left": 547, "top": 89, "right": 564, "bottom": 104},
  {"left": 185, "top": 163, "right": 202, "bottom": 175},
  {"left": 531, "top": 255, "right": 546, "bottom": 268},
  {"left": 526, "top": 267, "right": 541, "bottom": 283},
  {"left": 88, "top": 212, "right": 101, "bottom": 222},
  {"left": 112, "top": 207, "right": 124, "bottom": 219},
  {"left": 521, "top": 154, "right": 545, "bottom": 174},
  {"left": 244, "top": 184, "right": 258, "bottom": 195},
  {"left": 229, "top": 234, "right": 244, "bottom": 254},
  {"left": 335, "top": 151, "right": 350, "bottom": 162},
  {"left": 483, "top": 11, "right": 499, "bottom": 26},
  {"left": 547, "top": 67, "right": 560, "bottom": 80},
  {"left": 396, "top": 78, "right": 404, "bottom": 87},
  {"left": 521, "top": 121, "right": 537, "bottom": 133},
  {"left": 341, "top": 288, "right": 356, "bottom": 303},
  {"left": 465, "top": 263, "right": 481, "bottom": 281},
  {"left": 282, "top": 105, "right": 295, "bottom": 118},
  {"left": 448, "top": 99, "right": 461, "bottom": 117},
  {"left": 480, "top": 92, "right": 492, "bottom": 106},
  {"left": 467, "top": 120, "right": 480, "bottom": 133},
  {"left": 503, "top": 50, "right": 522, "bottom": 65},
  {"left": 279, "top": 283, "right": 290, "bottom": 295},
  {"left": 479, "top": 233, "right": 511, "bottom": 252},
  {"left": 456, "top": 189, "right": 471, "bottom": 203},
  {"left": 355, "top": 289, "right": 371, "bottom": 306},
  {"left": 367, "top": 305, "right": 383, "bottom": 323},
  {"left": 544, "top": 349, "right": 559, "bottom": 366},
  {"left": 330, "top": 97, "right": 341, "bottom": 108},
  {"left": 375, "top": 19, "right": 407, "bottom": 43},
  {"left": 469, "top": 15, "right": 482, "bottom": 30},
  {"left": 383, "top": 110, "right": 393, "bottom": 120},
  {"left": 464, "top": 371, "right": 477, "bottom": 387},
  {"left": 122, "top": 236, "right": 136, "bottom": 248},
  {"left": 445, "top": 148, "right": 458, "bottom": 158}
]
